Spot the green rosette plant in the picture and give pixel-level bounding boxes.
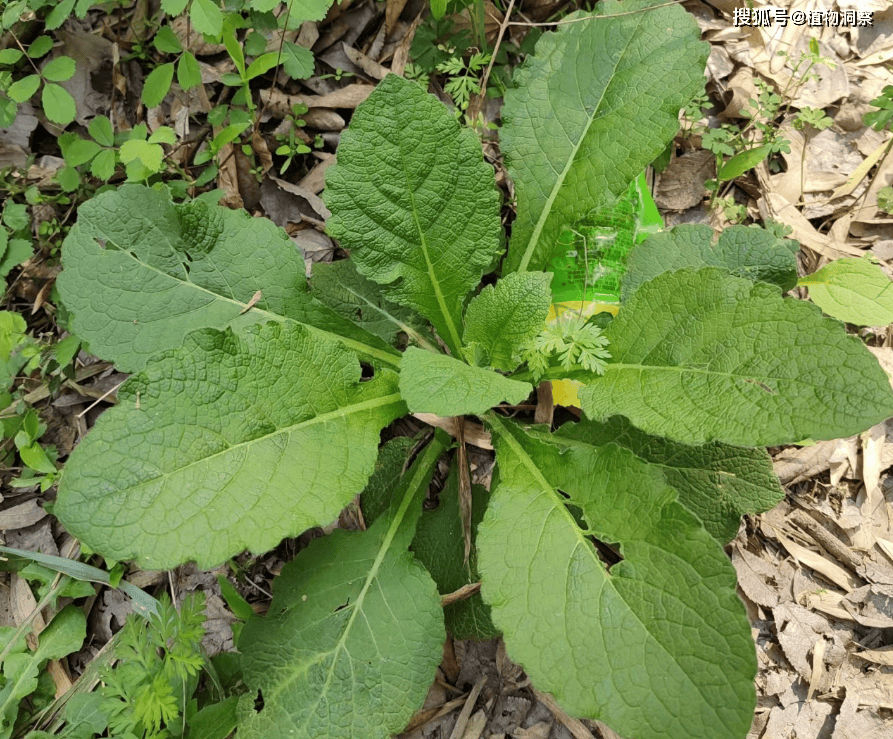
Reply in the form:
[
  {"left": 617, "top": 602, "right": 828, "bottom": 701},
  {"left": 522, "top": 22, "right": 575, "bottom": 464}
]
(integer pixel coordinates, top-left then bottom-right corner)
[{"left": 53, "top": 3, "right": 893, "bottom": 738}]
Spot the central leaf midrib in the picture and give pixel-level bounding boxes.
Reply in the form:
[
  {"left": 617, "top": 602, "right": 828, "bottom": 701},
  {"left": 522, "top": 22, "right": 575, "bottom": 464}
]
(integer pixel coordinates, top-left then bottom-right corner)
[
  {"left": 124, "top": 391, "right": 403, "bottom": 489},
  {"left": 259, "top": 438, "right": 443, "bottom": 731},
  {"left": 516, "top": 14, "right": 642, "bottom": 273},
  {"left": 603, "top": 361, "right": 868, "bottom": 397},
  {"left": 398, "top": 155, "right": 462, "bottom": 352},
  {"left": 487, "top": 413, "right": 724, "bottom": 727},
  {"left": 104, "top": 237, "right": 400, "bottom": 367},
  {"left": 307, "top": 439, "right": 439, "bottom": 727}
]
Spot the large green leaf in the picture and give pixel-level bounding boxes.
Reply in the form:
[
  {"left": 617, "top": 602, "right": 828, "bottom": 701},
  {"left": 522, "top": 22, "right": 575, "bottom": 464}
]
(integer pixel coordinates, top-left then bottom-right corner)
[
  {"left": 580, "top": 268, "right": 893, "bottom": 446},
  {"left": 55, "top": 322, "right": 406, "bottom": 569},
  {"left": 462, "top": 272, "right": 552, "bottom": 371},
  {"left": 237, "top": 434, "right": 446, "bottom": 738},
  {"left": 478, "top": 415, "right": 756, "bottom": 739},
  {"left": 324, "top": 75, "right": 502, "bottom": 354},
  {"left": 799, "top": 256, "right": 893, "bottom": 326},
  {"left": 501, "top": 3, "right": 708, "bottom": 273},
  {"left": 399, "top": 347, "right": 532, "bottom": 416},
  {"left": 310, "top": 258, "right": 430, "bottom": 348},
  {"left": 623, "top": 224, "right": 799, "bottom": 300},
  {"left": 57, "top": 185, "right": 398, "bottom": 372},
  {"left": 546, "top": 417, "right": 783, "bottom": 542}
]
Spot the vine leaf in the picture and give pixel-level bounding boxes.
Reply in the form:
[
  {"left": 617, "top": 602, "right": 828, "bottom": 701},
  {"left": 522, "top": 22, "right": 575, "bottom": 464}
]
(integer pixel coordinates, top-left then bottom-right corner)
[
  {"left": 57, "top": 185, "right": 398, "bottom": 372},
  {"left": 324, "top": 75, "right": 502, "bottom": 354},
  {"left": 580, "top": 268, "right": 893, "bottom": 446},
  {"left": 237, "top": 434, "right": 447, "bottom": 739},
  {"left": 55, "top": 322, "right": 406, "bottom": 570},
  {"left": 478, "top": 415, "right": 756, "bottom": 739},
  {"left": 501, "top": 3, "right": 708, "bottom": 274}
]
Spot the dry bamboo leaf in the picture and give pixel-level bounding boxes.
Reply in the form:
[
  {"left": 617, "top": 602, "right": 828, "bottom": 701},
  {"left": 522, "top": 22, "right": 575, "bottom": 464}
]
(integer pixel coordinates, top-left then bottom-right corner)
[
  {"left": 758, "top": 192, "right": 863, "bottom": 259},
  {"left": 878, "top": 537, "right": 893, "bottom": 564},
  {"left": 806, "top": 637, "right": 826, "bottom": 700},
  {"left": 855, "top": 645, "right": 893, "bottom": 668},
  {"left": 806, "top": 589, "right": 853, "bottom": 623},
  {"left": 831, "top": 136, "right": 890, "bottom": 200},
  {"left": 412, "top": 414, "right": 493, "bottom": 450},
  {"left": 530, "top": 688, "right": 596, "bottom": 739},
  {"left": 830, "top": 437, "right": 860, "bottom": 486},
  {"left": 447, "top": 676, "right": 487, "bottom": 739},
  {"left": 841, "top": 584, "right": 893, "bottom": 629},
  {"left": 772, "top": 526, "right": 861, "bottom": 592}
]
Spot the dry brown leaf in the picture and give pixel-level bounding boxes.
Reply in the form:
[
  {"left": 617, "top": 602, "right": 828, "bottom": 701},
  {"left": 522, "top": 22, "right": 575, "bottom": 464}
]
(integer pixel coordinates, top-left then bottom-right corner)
[
  {"left": 260, "top": 176, "right": 331, "bottom": 227},
  {"left": 385, "top": 0, "right": 409, "bottom": 36},
  {"left": 391, "top": 11, "right": 424, "bottom": 76},
  {"left": 0, "top": 500, "right": 47, "bottom": 530},
  {"left": 215, "top": 143, "right": 244, "bottom": 209},
  {"left": 774, "top": 602, "right": 834, "bottom": 680},
  {"left": 759, "top": 698, "right": 834, "bottom": 739},
  {"left": 298, "top": 153, "right": 336, "bottom": 195},
  {"left": 55, "top": 30, "right": 115, "bottom": 127},
  {"left": 302, "top": 109, "right": 346, "bottom": 130},
  {"left": 732, "top": 544, "right": 781, "bottom": 608},
  {"left": 841, "top": 584, "right": 893, "bottom": 629},
  {"left": 343, "top": 43, "right": 388, "bottom": 80},
  {"left": 171, "top": 15, "right": 226, "bottom": 55},
  {"left": 263, "top": 84, "right": 374, "bottom": 116},
  {"left": 758, "top": 192, "right": 863, "bottom": 259},
  {"left": 772, "top": 526, "right": 861, "bottom": 592},
  {"left": 451, "top": 2, "right": 503, "bottom": 45},
  {"left": 250, "top": 131, "right": 274, "bottom": 176},
  {"left": 654, "top": 150, "right": 713, "bottom": 211},
  {"left": 511, "top": 722, "right": 551, "bottom": 739},
  {"left": 831, "top": 689, "right": 892, "bottom": 739}
]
